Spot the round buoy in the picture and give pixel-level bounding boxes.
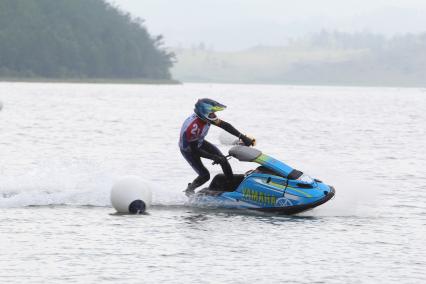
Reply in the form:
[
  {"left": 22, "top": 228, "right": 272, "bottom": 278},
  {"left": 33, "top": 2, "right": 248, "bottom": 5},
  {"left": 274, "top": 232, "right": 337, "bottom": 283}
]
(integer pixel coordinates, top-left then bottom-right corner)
[{"left": 110, "top": 176, "right": 152, "bottom": 214}]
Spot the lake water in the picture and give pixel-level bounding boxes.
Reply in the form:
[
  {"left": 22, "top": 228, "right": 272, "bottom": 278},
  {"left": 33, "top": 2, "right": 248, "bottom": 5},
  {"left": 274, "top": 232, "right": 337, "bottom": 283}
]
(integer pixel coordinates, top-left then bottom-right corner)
[{"left": 0, "top": 82, "right": 425, "bottom": 283}]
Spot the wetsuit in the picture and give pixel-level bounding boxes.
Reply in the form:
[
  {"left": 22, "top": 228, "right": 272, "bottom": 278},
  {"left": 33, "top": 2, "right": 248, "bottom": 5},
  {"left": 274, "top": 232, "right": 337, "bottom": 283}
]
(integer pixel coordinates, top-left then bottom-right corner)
[{"left": 179, "top": 113, "right": 247, "bottom": 191}]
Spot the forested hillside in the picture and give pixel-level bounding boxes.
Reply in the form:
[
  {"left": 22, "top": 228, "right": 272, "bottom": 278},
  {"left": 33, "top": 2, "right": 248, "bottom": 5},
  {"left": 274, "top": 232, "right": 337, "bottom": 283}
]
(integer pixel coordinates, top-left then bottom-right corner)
[
  {"left": 173, "top": 32, "right": 426, "bottom": 87},
  {"left": 0, "top": 0, "right": 174, "bottom": 80}
]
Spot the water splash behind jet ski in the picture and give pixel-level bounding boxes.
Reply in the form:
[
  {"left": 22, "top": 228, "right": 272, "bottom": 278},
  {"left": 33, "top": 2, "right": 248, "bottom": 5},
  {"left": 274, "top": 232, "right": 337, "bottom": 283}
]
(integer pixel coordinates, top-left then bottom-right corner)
[{"left": 188, "top": 146, "right": 335, "bottom": 214}]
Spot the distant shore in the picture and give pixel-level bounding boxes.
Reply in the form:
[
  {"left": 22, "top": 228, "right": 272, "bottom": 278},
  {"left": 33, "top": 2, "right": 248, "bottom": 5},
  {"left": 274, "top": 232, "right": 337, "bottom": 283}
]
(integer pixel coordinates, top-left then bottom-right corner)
[
  {"left": 2, "top": 77, "right": 425, "bottom": 89},
  {"left": 175, "top": 79, "right": 426, "bottom": 89},
  {"left": 0, "top": 77, "right": 180, "bottom": 85}
]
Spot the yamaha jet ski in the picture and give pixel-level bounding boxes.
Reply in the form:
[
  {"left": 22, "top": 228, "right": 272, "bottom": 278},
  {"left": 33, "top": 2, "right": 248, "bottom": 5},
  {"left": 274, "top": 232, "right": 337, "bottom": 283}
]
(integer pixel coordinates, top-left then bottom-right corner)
[{"left": 188, "top": 146, "right": 335, "bottom": 214}]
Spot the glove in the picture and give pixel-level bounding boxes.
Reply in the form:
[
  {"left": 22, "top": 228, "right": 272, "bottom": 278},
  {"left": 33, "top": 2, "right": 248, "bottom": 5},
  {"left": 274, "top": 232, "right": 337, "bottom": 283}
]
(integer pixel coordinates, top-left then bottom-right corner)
[{"left": 240, "top": 135, "right": 255, "bottom": 146}]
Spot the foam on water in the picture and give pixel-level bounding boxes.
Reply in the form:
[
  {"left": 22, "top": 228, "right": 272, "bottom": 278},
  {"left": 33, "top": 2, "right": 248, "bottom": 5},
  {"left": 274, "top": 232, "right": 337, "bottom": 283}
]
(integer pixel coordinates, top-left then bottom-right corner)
[
  {"left": 0, "top": 164, "right": 110, "bottom": 207},
  {"left": 0, "top": 163, "right": 188, "bottom": 208},
  {"left": 0, "top": 154, "right": 374, "bottom": 219},
  {"left": 0, "top": 126, "right": 379, "bottom": 215},
  {"left": 220, "top": 131, "right": 378, "bottom": 217}
]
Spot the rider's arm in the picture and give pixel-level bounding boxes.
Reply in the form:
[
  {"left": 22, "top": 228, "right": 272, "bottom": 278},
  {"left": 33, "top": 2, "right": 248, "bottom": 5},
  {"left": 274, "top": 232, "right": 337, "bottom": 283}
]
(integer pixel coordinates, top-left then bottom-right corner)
[
  {"left": 213, "top": 119, "right": 242, "bottom": 138},
  {"left": 213, "top": 119, "right": 255, "bottom": 146}
]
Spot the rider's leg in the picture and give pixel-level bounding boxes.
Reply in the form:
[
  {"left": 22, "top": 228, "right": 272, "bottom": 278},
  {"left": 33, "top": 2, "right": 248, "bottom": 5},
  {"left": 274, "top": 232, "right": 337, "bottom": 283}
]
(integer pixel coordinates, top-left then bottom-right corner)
[
  {"left": 180, "top": 149, "right": 210, "bottom": 194},
  {"left": 200, "top": 140, "right": 234, "bottom": 181}
]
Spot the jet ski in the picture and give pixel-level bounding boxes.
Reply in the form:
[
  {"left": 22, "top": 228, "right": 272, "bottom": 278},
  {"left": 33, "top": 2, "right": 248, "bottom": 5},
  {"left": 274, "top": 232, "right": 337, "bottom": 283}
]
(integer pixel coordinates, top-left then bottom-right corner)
[{"left": 188, "top": 145, "right": 335, "bottom": 214}]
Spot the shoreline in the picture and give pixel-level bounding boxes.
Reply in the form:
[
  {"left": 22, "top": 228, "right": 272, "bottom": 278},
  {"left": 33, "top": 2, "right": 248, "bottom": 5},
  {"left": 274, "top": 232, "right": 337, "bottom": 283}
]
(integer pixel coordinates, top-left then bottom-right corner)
[
  {"left": 0, "top": 77, "right": 181, "bottom": 85},
  {"left": 175, "top": 79, "right": 426, "bottom": 89},
  {"left": 1, "top": 77, "right": 425, "bottom": 89}
]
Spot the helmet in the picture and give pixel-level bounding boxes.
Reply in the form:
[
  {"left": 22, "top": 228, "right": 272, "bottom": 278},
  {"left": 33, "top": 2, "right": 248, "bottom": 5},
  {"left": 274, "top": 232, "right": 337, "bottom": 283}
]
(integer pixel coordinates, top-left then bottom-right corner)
[{"left": 194, "top": 98, "right": 226, "bottom": 122}]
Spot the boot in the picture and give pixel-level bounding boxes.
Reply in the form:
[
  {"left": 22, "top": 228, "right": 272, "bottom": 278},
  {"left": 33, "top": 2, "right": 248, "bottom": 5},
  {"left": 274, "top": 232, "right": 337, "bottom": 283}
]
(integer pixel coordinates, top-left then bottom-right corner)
[{"left": 184, "top": 183, "right": 196, "bottom": 197}]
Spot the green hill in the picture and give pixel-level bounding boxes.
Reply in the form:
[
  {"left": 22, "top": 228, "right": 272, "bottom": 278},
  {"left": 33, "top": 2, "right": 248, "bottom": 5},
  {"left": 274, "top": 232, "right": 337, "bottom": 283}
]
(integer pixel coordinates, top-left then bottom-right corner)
[
  {"left": 0, "top": 0, "right": 174, "bottom": 81},
  {"left": 173, "top": 32, "right": 426, "bottom": 87}
]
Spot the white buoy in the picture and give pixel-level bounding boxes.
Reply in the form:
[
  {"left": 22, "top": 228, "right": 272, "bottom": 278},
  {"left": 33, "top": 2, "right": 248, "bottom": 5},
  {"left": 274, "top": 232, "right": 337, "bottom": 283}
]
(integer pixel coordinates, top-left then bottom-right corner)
[
  {"left": 110, "top": 176, "right": 152, "bottom": 214},
  {"left": 0, "top": 100, "right": 3, "bottom": 111}
]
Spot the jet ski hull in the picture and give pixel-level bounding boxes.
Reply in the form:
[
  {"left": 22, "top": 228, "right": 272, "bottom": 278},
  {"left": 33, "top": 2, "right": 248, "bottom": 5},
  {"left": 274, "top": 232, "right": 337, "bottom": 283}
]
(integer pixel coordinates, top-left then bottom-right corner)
[
  {"left": 254, "top": 186, "right": 335, "bottom": 214},
  {"left": 188, "top": 173, "right": 336, "bottom": 215},
  {"left": 187, "top": 146, "right": 336, "bottom": 215}
]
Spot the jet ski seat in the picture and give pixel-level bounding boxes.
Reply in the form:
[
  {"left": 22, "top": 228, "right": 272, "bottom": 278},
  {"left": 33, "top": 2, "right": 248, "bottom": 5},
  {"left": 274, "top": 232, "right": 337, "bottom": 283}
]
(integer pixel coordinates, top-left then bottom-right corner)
[{"left": 208, "top": 174, "right": 245, "bottom": 192}]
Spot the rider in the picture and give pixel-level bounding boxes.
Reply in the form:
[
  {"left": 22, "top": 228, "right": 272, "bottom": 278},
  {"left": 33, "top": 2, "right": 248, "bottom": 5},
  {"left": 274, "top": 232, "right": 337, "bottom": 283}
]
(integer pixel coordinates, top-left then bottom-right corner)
[{"left": 179, "top": 98, "right": 255, "bottom": 196}]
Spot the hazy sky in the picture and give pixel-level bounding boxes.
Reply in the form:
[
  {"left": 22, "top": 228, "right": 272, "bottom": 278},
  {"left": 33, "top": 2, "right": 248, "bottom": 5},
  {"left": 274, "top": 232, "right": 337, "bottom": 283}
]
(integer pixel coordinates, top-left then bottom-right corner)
[{"left": 108, "top": 0, "right": 426, "bottom": 50}]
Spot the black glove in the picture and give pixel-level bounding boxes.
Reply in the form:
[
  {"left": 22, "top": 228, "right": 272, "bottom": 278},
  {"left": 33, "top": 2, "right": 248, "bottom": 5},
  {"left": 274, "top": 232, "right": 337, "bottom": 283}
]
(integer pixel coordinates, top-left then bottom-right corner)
[{"left": 240, "top": 135, "right": 255, "bottom": 146}]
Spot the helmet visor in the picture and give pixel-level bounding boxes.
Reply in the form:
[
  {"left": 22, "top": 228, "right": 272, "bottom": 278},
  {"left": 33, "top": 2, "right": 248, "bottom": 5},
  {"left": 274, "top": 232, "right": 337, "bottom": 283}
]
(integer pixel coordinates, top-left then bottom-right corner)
[{"left": 211, "top": 105, "right": 226, "bottom": 112}]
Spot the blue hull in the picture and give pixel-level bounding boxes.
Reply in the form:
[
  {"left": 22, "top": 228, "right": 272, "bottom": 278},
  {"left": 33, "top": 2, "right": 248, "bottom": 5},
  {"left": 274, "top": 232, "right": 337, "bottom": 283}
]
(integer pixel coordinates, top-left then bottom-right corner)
[
  {"left": 189, "top": 175, "right": 335, "bottom": 214},
  {"left": 188, "top": 146, "right": 336, "bottom": 215}
]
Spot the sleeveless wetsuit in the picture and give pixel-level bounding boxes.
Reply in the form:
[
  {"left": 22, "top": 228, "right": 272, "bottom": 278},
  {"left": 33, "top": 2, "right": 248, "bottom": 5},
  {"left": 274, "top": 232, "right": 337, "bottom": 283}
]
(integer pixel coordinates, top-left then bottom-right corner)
[{"left": 179, "top": 113, "right": 210, "bottom": 152}]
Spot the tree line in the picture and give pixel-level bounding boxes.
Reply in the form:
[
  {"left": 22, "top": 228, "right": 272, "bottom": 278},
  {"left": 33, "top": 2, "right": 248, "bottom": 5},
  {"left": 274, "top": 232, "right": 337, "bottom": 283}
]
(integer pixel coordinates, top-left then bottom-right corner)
[{"left": 0, "top": 0, "right": 174, "bottom": 80}]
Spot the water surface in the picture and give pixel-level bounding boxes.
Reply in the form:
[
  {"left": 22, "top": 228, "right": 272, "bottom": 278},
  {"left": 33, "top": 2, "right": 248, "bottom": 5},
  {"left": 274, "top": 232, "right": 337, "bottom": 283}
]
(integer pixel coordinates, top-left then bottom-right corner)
[{"left": 0, "top": 82, "right": 425, "bottom": 283}]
